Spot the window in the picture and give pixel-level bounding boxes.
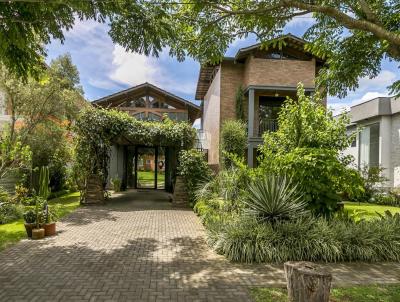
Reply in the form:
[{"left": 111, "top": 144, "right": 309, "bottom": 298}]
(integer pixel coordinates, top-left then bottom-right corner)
[
  {"left": 148, "top": 113, "right": 162, "bottom": 121},
  {"left": 123, "top": 97, "right": 146, "bottom": 108},
  {"left": 132, "top": 112, "right": 146, "bottom": 120},
  {"left": 359, "top": 123, "right": 380, "bottom": 167}
]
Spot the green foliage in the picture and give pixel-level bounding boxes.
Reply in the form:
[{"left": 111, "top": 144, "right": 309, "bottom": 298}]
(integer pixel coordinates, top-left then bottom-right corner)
[
  {"left": 0, "top": 2, "right": 117, "bottom": 79},
  {"left": 75, "top": 107, "right": 196, "bottom": 187},
  {"left": 0, "top": 187, "right": 9, "bottom": 203},
  {"left": 258, "top": 86, "right": 363, "bottom": 216},
  {"left": 23, "top": 210, "right": 36, "bottom": 224},
  {"left": 244, "top": 175, "right": 307, "bottom": 223},
  {"left": 209, "top": 212, "right": 400, "bottom": 263},
  {"left": 235, "top": 86, "right": 245, "bottom": 121},
  {"left": 261, "top": 148, "right": 364, "bottom": 217},
  {"left": 111, "top": 177, "right": 122, "bottom": 192},
  {"left": 0, "top": 203, "right": 23, "bottom": 224},
  {"left": 177, "top": 149, "right": 212, "bottom": 203},
  {"left": 107, "top": 2, "right": 400, "bottom": 97},
  {"left": 38, "top": 166, "right": 50, "bottom": 200},
  {"left": 220, "top": 120, "right": 247, "bottom": 168},
  {"left": 357, "top": 165, "right": 388, "bottom": 201}
]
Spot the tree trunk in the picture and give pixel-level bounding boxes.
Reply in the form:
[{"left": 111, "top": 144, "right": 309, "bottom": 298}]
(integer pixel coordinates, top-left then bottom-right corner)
[{"left": 284, "top": 261, "right": 332, "bottom": 302}]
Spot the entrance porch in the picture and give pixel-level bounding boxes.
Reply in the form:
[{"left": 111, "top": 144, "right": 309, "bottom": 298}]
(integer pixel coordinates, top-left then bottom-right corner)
[{"left": 109, "top": 144, "right": 178, "bottom": 193}]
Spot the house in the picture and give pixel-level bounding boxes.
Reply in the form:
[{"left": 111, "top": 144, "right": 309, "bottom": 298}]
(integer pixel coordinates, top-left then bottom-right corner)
[
  {"left": 92, "top": 82, "right": 200, "bottom": 192},
  {"left": 341, "top": 96, "right": 400, "bottom": 188},
  {"left": 195, "top": 34, "right": 326, "bottom": 168}
]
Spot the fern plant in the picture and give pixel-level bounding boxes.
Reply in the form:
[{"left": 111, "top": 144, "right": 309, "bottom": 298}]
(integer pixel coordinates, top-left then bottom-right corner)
[{"left": 244, "top": 175, "right": 307, "bottom": 223}]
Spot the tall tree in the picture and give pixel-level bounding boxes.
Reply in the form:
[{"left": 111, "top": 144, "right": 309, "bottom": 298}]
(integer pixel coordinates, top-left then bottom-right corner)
[
  {"left": 0, "top": 0, "right": 116, "bottom": 79},
  {"left": 107, "top": 0, "right": 400, "bottom": 97},
  {"left": 0, "top": 54, "right": 86, "bottom": 180}
]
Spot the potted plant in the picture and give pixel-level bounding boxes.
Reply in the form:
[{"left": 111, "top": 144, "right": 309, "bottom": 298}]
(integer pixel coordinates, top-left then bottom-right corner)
[
  {"left": 23, "top": 210, "right": 36, "bottom": 238},
  {"left": 31, "top": 197, "right": 45, "bottom": 240},
  {"left": 43, "top": 203, "right": 58, "bottom": 236}
]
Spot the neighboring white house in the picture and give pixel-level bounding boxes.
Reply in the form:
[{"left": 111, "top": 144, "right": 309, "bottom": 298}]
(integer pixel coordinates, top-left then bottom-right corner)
[
  {"left": 341, "top": 96, "right": 400, "bottom": 188},
  {"left": 0, "top": 91, "right": 10, "bottom": 128}
]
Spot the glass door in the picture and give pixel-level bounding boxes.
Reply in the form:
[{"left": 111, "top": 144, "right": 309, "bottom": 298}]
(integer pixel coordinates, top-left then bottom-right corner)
[
  {"left": 136, "top": 147, "right": 156, "bottom": 189},
  {"left": 157, "top": 147, "right": 166, "bottom": 189}
]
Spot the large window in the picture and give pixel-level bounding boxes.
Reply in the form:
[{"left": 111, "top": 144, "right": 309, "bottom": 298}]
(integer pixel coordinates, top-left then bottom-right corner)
[
  {"left": 258, "top": 96, "right": 285, "bottom": 134},
  {"left": 359, "top": 123, "right": 380, "bottom": 167}
]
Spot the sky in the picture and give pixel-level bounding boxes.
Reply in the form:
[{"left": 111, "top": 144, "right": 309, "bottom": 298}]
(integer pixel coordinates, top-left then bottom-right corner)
[{"left": 46, "top": 16, "right": 399, "bottom": 114}]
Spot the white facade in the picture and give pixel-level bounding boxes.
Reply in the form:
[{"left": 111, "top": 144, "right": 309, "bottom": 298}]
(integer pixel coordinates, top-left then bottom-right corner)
[{"left": 342, "top": 96, "right": 400, "bottom": 188}]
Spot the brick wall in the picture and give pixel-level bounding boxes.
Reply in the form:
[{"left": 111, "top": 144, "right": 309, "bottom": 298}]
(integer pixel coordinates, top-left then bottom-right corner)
[{"left": 243, "top": 56, "right": 316, "bottom": 88}]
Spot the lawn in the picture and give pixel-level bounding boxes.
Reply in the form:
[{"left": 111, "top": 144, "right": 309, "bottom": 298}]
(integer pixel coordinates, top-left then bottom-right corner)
[
  {"left": 0, "top": 191, "right": 80, "bottom": 251},
  {"left": 251, "top": 285, "right": 400, "bottom": 302},
  {"left": 344, "top": 201, "right": 400, "bottom": 220},
  {"left": 137, "top": 170, "right": 165, "bottom": 188}
]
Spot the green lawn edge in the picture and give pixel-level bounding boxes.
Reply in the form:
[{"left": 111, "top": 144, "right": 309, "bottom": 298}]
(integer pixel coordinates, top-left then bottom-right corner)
[
  {"left": 0, "top": 191, "right": 80, "bottom": 251},
  {"left": 251, "top": 284, "right": 400, "bottom": 302}
]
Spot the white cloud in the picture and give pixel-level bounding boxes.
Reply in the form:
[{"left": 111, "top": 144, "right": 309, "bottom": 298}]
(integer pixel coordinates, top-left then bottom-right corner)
[
  {"left": 352, "top": 91, "right": 390, "bottom": 106},
  {"left": 285, "top": 13, "right": 316, "bottom": 28},
  {"left": 328, "top": 103, "right": 351, "bottom": 116},
  {"left": 110, "top": 45, "right": 196, "bottom": 95},
  {"left": 358, "top": 70, "right": 397, "bottom": 92}
]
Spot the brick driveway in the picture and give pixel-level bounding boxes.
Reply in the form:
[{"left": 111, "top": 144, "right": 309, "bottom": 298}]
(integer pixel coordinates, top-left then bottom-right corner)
[{"left": 1, "top": 190, "right": 400, "bottom": 302}]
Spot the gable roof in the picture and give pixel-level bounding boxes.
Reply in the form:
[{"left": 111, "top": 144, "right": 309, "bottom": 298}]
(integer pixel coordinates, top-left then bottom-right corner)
[
  {"left": 195, "top": 34, "right": 325, "bottom": 100},
  {"left": 92, "top": 82, "right": 200, "bottom": 123}
]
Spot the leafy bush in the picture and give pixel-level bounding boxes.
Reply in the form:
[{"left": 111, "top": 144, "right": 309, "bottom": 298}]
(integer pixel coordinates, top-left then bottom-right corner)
[
  {"left": 244, "top": 175, "right": 307, "bottom": 223},
  {"left": 209, "top": 212, "right": 400, "bottom": 263},
  {"left": 0, "top": 187, "right": 9, "bottom": 203},
  {"left": 0, "top": 202, "right": 23, "bottom": 224},
  {"left": 178, "top": 149, "right": 212, "bottom": 203},
  {"left": 220, "top": 120, "right": 247, "bottom": 168},
  {"left": 258, "top": 84, "right": 363, "bottom": 217},
  {"left": 259, "top": 148, "right": 363, "bottom": 217},
  {"left": 357, "top": 165, "right": 388, "bottom": 201},
  {"left": 23, "top": 210, "right": 36, "bottom": 224}
]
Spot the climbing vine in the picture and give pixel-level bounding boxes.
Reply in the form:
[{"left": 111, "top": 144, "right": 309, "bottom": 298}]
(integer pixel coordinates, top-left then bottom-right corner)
[{"left": 74, "top": 107, "right": 196, "bottom": 188}]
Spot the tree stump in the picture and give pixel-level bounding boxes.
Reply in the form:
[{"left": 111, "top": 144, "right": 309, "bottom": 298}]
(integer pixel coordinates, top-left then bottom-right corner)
[
  {"left": 284, "top": 261, "right": 332, "bottom": 302},
  {"left": 82, "top": 174, "right": 105, "bottom": 205}
]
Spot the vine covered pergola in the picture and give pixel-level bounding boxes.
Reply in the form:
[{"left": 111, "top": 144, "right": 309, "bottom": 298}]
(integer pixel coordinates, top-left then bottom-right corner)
[{"left": 74, "top": 107, "right": 197, "bottom": 203}]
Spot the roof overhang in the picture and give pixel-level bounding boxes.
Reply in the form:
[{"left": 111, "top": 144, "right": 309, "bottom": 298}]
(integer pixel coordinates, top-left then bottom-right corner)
[{"left": 92, "top": 82, "right": 201, "bottom": 123}]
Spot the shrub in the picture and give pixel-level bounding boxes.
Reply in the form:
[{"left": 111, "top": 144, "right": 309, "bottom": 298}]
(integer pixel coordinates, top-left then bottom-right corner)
[
  {"left": 259, "top": 148, "right": 364, "bottom": 217},
  {"left": 178, "top": 149, "right": 212, "bottom": 203},
  {"left": 210, "top": 213, "right": 400, "bottom": 263},
  {"left": 0, "top": 202, "right": 23, "bottom": 224},
  {"left": 220, "top": 120, "right": 247, "bottom": 168},
  {"left": 111, "top": 176, "right": 122, "bottom": 192},
  {"left": 244, "top": 175, "right": 307, "bottom": 223},
  {"left": 358, "top": 165, "right": 388, "bottom": 201},
  {"left": 23, "top": 210, "right": 36, "bottom": 224}
]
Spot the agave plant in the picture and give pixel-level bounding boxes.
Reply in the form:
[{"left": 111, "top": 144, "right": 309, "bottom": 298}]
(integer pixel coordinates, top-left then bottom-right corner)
[{"left": 244, "top": 175, "right": 307, "bottom": 223}]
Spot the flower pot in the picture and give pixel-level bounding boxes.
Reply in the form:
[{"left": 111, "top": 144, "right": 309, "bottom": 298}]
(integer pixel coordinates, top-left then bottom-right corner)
[
  {"left": 31, "top": 228, "right": 45, "bottom": 240},
  {"left": 43, "top": 222, "right": 56, "bottom": 236},
  {"left": 24, "top": 223, "right": 36, "bottom": 238}
]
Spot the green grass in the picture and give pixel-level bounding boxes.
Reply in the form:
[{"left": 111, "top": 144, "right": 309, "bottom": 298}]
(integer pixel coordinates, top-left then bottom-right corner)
[
  {"left": 0, "top": 192, "right": 80, "bottom": 251},
  {"left": 344, "top": 201, "right": 400, "bottom": 220},
  {"left": 251, "top": 285, "right": 400, "bottom": 302},
  {"left": 137, "top": 171, "right": 165, "bottom": 187}
]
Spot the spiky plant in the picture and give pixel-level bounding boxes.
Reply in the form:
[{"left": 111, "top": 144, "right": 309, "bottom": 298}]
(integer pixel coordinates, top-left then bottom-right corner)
[
  {"left": 38, "top": 166, "right": 50, "bottom": 200},
  {"left": 244, "top": 175, "right": 307, "bottom": 223}
]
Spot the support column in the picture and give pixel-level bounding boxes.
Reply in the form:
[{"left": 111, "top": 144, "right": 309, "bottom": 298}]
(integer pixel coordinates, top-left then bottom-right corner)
[
  {"left": 380, "top": 116, "right": 392, "bottom": 187},
  {"left": 247, "top": 88, "right": 255, "bottom": 167}
]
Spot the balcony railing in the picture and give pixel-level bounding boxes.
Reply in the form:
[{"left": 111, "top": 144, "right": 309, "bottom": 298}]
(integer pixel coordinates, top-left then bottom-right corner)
[{"left": 259, "top": 118, "right": 279, "bottom": 136}]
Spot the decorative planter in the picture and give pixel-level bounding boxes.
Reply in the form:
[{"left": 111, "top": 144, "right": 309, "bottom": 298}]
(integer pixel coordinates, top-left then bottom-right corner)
[
  {"left": 43, "top": 222, "right": 56, "bottom": 236},
  {"left": 31, "top": 228, "right": 45, "bottom": 240},
  {"left": 24, "top": 223, "right": 36, "bottom": 238}
]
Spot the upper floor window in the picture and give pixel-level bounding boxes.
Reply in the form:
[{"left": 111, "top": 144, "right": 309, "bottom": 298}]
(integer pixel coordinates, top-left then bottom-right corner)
[{"left": 265, "top": 50, "right": 302, "bottom": 60}]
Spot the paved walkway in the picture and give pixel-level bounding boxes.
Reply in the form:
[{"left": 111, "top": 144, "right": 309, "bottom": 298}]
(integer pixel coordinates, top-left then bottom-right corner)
[{"left": 1, "top": 190, "right": 400, "bottom": 302}]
